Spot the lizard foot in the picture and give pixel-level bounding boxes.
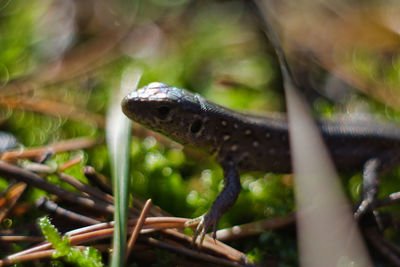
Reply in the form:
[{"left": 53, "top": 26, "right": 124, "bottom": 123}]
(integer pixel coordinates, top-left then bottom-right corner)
[
  {"left": 184, "top": 160, "right": 241, "bottom": 248},
  {"left": 185, "top": 210, "right": 220, "bottom": 248},
  {"left": 354, "top": 200, "right": 383, "bottom": 230},
  {"left": 354, "top": 199, "right": 370, "bottom": 220},
  {"left": 355, "top": 158, "right": 383, "bottom": 229}
]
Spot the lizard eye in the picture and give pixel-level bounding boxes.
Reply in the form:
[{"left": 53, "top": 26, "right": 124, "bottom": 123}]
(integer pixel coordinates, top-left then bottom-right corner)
[{"left": 156, "top": 106, "right": 170, "bottom": 119}]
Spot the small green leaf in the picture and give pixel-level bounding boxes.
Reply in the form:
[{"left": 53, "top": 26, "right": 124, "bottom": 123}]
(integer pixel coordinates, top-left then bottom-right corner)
[{"left": 38, "top": 217, "right": 104, "bottom": 267}]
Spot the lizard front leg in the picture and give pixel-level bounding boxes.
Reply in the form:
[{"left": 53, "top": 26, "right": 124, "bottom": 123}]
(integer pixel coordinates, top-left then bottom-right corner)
[
  {"left": 354, "top": 158, "right": 384, "bottom": 230},
  {"left": 185, "top": 160, "right": 241, "bottom": 247},
  {"left": 355, "top": 153, "right": 400, "bottom": 227}
]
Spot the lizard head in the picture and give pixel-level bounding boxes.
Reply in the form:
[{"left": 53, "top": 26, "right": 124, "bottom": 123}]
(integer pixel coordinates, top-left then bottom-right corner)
[{"left": 122, "top": 82, "right": 213, "bottom": 150}]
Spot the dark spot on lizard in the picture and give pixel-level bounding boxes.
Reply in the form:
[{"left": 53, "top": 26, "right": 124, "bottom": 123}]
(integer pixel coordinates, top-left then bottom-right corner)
[{"left": 190, "top": 119, "right": 203, "bottom": 134}]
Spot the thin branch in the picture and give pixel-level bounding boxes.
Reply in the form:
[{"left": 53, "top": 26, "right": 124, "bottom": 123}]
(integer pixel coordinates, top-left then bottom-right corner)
[
  {"left": 0, "top": 183, "right": 27, "bottom": 222},
  {"left": 2, "top": 216, "right": 251, "bottom": 266},
  {"left": 0, "top": 161, "right": 114, "bottom": 215},
  {"left": 36, "top": 197, "right": 101, "bottom": 226},
  {"left": 57, "top": 155, "right": 84, "bottom": 172},
  {"left": 6, "top": 217, "right": 189, "bottom": 259},
  {"left": 216, "top": 213, "right": 295, "bottom": 242},
  {"left": 1, "top": 137, "right": 101, "bottom": 163},
  {"left": 82, "top": 165, "right": 168, "bottom": 217},
  {"left": 0, "top": 245, "right": 110, "bottom": 266},
  {"left": 144, "top": 237, "right": 249, "bottom": 267},
  {"left": 83, "top": 166, "right": 112, "bottom": 195},
  {"left": 125, "top": 199, "right": 152, "bottom": 263},
  {"left": 56, "top": 172, "right": 114, "bottom": 204},
  {"left": 0, "top": 236, "right": 43, "bottom": 243}
]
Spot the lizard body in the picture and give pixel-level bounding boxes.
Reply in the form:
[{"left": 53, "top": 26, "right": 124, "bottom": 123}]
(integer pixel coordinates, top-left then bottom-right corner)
[{"left": 122, "top": 82, "right": 400, "bottom": 243}]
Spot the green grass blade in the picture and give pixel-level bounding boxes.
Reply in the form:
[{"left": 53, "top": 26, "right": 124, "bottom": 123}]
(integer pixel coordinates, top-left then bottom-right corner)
[
  {"left": 254, "top": 1, "right": 372, "bottom": 265},
  {"left": 107, "top": 67, "right": 142, "bottom": 267}
]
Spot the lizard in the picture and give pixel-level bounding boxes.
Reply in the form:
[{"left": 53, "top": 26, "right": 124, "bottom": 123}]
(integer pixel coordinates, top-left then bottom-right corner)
[
  {"left": 122, "top": 1, "right": 400, "bottom": 246},
  {"left": 121, "top": 81, "right": 400, "bottom": 245}
]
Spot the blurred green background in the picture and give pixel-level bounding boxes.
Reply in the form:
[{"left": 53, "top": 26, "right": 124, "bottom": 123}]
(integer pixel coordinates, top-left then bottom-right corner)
[{"left": 1, "top": 0, "right": 400, "bottom": 265}]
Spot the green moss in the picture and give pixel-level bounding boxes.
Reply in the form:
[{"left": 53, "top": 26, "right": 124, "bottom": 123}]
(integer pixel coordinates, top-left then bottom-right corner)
[{"left": 2, "top": 1, "right": 400, "bottom": 265}]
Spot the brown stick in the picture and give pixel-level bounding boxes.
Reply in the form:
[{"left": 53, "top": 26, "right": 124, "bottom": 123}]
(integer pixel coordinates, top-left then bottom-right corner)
[
  {"left": 0, "top": 183, "right": 27, "bottom": 222},
  {"left": 57, "top": 155, "right": 84, "bottom": 172},
  {"left": 125, "top": 199, "right": 152, "bottom": 263},
  {"left": 56, "top": 172, "right": 114, "bottom": 204},
  {"left": 0, "top": 236, "right": 43, "bottom": 243},
  {"left": 216, "top": 213, "right": 295, "bottom": 242},
  {"left": 7, "top": 217, "right": 189, "bottom": 259},
  {"left": 82, "top": 166, "right": 112, "bottom": 195},
  {"left": 143, "top": 237, "right": 248, "bottom": 267},
  {"left": 0, "top": 245, "right": 110, "bottom": 266},
  {"left": 36, "top": 197, "right": 101, "bottom": 226},
  {"left": 0, "top": 161, "right": 114, "bottom": 215},
  {"left": 1, "top": 137, "right": 101, "bottom": 162},
  {"left": 162, "top": 228, "right": 247, "bottom": 263},
  {"left": 3, "top": 216, "right": 252, "bottom": 266}
]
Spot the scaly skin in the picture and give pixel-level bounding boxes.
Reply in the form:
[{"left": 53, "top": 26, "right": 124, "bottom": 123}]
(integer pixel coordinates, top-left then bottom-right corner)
[{"left": 122, "top": 82, "right": 400, "bottom": 245}]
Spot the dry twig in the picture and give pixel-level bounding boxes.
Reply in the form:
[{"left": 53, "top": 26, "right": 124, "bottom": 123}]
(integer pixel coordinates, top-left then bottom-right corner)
[
  {"left": 125, "top": 199, "right": 152, "bottom": 263},
  {"left": 1, "top": 137, "right": 100, "bottom": 163}
]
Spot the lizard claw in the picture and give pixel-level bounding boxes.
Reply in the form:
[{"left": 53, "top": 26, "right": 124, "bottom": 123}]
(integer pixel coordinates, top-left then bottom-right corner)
[
  {"left": 355, "top": 158, "right": 383, "bottom": 229},
  {"left": 354, "top": 199, "right": 371, "bottom": 221},
  {"left": 354, "top": 199, "right": 383, "bottom": 230},
  {"left": 185, "top": 210, "right": 220, "bottom": 248}
]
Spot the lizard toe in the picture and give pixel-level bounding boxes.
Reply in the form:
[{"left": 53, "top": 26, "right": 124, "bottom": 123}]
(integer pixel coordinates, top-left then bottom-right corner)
[
  {"left": 186, "top": 211, "right": 219, "bottom": 248},
  {"left": 355, "top": 200, "right": 383, "bottom": 230}
]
